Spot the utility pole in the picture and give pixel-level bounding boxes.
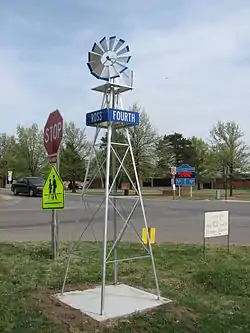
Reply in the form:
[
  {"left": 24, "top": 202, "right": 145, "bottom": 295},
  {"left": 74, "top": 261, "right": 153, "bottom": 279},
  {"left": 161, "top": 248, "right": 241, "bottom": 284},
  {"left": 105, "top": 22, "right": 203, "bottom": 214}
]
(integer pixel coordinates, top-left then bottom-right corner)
[{"left": 224, "top": 166, "right": 229, "bottom": 200}]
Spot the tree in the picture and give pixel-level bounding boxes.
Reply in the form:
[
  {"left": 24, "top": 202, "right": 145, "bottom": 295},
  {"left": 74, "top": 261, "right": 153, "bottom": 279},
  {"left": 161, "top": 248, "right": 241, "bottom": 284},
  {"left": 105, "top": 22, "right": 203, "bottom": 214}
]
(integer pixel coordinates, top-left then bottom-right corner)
[
  {"left": 99, "top": 104, "right": 158, "bottom": 185},
  {"left": 164, "top": 132, "right": 195, "bottom": 166},
  {"left": 88, "top": 144, "right": 106, "bottom": 188},
  {"left": 0, "top": 134, "right": 16, "bottom": 184},
  {"left": 15, "top": 124, "right": 46, "bottom": 176},
  {"left": 60, "top": 121, "right": 89, "bottom": 192},
  {"left": 210, "top": 121, "right": 249, "bottom": 196},
  {"left": 202, "top": 149, "right": 220, "bottom": 188},
  {"left": 122, "top": 104, "right": 158, "bottom": 185},
  {"left": 155, "top": 136, "right": 175, "bottom": 177},
  {"left": 189, "top": 136, "right": 209, "bottom": 190},
  {"left": 99, "top": 130, "right": 126, "bottom": 160},
  {"left": 0, "top": 133, "right": 13, "bottom": 170},
  {"left": 94, "top": 133, "right": 125, "bottom": 187}
]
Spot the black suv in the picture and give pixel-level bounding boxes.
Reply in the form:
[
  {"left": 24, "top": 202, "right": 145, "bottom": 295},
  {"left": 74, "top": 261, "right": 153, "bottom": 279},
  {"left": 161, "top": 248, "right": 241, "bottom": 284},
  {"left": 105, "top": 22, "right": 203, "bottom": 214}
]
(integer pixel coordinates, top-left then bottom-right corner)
[{"left": 11, "top": 177, "right": 45, "bottom": 197}]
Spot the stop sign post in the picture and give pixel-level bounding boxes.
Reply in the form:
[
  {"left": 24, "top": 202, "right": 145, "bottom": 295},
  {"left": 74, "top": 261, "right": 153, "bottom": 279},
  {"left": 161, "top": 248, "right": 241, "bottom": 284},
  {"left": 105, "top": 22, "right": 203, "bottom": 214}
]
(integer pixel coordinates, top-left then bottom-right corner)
[
  {"left": 44, "top": 109, "right": 63, "bottom": 259},
  {"left": 44, "top": 109, "right": 63, "bottom": 163}
]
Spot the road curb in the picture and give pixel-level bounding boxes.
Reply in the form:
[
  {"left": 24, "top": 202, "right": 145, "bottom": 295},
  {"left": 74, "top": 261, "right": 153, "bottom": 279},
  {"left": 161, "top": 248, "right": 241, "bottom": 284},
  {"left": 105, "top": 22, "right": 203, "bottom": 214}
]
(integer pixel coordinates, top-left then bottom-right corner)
[{"left": 220, "top": 199, "right": 250, "bottom": 203}]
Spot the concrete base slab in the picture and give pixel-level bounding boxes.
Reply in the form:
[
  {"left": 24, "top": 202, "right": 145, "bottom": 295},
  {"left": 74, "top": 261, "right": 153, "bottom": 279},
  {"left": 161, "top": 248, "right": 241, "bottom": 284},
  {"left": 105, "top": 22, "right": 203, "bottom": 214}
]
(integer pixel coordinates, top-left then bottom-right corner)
[{"left": 56, "top": 284, "right": 171, "bottom": 322}]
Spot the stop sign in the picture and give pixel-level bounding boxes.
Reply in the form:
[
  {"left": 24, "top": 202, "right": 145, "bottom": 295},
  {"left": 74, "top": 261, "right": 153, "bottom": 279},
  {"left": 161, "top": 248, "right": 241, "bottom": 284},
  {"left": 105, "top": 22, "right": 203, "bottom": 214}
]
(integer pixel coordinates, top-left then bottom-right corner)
[{"left": 44, "top": 110, "right": 63, "bottom": 158}]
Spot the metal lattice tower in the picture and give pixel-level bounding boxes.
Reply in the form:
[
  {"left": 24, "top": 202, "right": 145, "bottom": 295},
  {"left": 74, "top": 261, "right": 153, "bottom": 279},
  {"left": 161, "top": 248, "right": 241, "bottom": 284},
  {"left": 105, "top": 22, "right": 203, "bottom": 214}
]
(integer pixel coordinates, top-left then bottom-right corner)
[{"left": 61, "top": 36, "right": 160, "bottom": 316}]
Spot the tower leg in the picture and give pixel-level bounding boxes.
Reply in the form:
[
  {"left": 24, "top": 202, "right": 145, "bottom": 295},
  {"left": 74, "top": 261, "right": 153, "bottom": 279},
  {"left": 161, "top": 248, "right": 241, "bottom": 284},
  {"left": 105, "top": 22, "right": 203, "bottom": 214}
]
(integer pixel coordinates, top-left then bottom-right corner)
[
  {"left": 100, "top": 124, "right": 112, "bottom": 315},
  {"left": 112, "top": 126, "right": 118, "bottom": 285},
  {"left": 111, "top": 85, "right": 118, "bottom": 285},
  {"left": 126, "top": 128, "right": 161, "bottom": 299}
]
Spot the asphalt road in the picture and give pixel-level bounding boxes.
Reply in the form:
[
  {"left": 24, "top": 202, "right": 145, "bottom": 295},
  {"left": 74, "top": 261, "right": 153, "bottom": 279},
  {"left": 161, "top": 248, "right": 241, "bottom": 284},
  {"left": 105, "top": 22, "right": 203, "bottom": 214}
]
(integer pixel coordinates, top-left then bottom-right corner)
[{"left": 0, "top": 191, "right": 250, "bottom": 245}]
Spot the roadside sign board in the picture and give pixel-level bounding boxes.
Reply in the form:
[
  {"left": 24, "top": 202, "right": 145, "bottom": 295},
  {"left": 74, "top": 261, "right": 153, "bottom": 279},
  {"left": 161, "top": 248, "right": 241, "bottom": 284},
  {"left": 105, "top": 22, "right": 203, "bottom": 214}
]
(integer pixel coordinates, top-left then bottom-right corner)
[
  {"left": 42, "top": 165, "right": 64, "bottom": 209},
  {"left": 171, "top": 166, "right": 176, "bottom": 175},
  {"left": 44, "top": 109, "right": 63, "bottom": 163},
  {"left": 204, "top": 211, "right": 229, "bottom": 238},
  {"left": 7, "top": 170, "right": 13, "bottom": 182},
  {"left": 203, "top": 210, "right": 230, "bottom": 255},
  {"left": 175, "top": 164, "right": 196, "bottom": 186}
]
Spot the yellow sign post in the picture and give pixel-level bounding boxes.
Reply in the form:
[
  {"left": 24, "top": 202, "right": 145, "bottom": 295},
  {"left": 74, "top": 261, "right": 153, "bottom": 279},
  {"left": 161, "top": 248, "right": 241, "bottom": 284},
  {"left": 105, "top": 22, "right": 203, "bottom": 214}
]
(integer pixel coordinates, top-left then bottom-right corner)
[{"left": 42, "top": 165, "right": 64, "bottom": 210}]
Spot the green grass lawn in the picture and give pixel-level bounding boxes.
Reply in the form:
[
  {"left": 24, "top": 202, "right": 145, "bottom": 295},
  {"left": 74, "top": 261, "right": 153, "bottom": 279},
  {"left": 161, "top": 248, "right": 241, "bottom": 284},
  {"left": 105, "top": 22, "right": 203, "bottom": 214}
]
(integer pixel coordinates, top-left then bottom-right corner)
[
  {"left": 191, "top": 188, "right": 250, "bottom": 200},
  {"left": 66, "top": 187, "right": 250, "bottom": 200},
  {"left": 65, "top": 187, "right": 163, "bottom": 195},
  {"left": 1, "top": 242, "right": 250, "bottom": 332}
]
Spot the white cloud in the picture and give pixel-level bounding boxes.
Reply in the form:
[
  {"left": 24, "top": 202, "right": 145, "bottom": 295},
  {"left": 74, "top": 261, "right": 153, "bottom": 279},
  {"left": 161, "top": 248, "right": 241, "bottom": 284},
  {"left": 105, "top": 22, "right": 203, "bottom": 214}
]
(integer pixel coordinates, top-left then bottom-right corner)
[
  {"left": 1, "top": 0, "right": 250, "bottom": 144},
  {"left": 0, "top": 51, "right": 40, "bottom": 130},
  {"left": 123, "top": 3, "right": 250, "bottom": 141}
]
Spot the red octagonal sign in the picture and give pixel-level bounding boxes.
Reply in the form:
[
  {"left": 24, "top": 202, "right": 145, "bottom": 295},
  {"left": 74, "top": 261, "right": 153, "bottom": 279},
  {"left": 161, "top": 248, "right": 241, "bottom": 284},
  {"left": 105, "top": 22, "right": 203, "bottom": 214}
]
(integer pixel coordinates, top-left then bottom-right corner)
[{"left": 44, "top": 109, "right": 63, "bottom": 161}]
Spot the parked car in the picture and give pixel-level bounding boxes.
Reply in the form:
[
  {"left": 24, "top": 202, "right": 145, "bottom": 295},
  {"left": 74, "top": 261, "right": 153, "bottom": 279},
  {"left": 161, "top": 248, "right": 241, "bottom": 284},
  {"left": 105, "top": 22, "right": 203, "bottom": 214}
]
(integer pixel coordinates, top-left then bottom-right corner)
[{"left": 11, "top": 177, "right": 45, "bottom": 197}]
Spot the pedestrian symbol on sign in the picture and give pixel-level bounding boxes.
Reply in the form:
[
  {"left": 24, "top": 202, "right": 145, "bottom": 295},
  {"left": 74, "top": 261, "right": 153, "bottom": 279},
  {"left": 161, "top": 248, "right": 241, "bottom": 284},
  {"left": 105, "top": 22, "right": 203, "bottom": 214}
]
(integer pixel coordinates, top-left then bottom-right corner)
[
  {"left": 52, "top": 175, "right": 57, "bottom": 200},
  {"left": 48, "top": 179, "right": 52, "bottom": 199}
]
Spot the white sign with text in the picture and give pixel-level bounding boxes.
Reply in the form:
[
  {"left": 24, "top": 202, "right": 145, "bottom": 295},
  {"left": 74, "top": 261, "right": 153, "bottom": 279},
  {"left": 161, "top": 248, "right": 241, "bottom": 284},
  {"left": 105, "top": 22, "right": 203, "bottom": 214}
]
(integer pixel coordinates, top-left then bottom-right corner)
[{"left": 204, "top": 211, "right": 229, "bottom": 238}]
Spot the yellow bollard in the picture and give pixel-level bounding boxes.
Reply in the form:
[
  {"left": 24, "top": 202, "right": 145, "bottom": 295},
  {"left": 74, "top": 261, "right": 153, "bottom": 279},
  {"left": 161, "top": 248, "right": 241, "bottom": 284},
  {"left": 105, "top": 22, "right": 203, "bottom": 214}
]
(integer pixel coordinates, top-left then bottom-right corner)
[
  {"left": 142, "top": 227, "right": 156, "bottom": 245},
  {"left": 149, "top": 227, "right": 155, "bottom": 244}
]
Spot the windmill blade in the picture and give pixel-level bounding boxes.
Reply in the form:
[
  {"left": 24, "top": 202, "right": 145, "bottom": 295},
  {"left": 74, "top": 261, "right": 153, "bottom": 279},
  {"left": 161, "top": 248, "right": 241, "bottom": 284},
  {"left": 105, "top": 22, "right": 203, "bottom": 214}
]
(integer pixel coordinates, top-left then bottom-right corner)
[
  {"left": 87, "top": 62, "right": 94, "bottom": 73},
  {"left": 114, "top": 38, "right": 125, "bottom": 52},
  {"left": 88, "top": 63, "right": 102, "bottom": 75},
  {"left": 109, "top": 36, "right": 116, "bottom": 51},
  {"left": 122, "top": 68, "right": 131, "bottom": 79},
  {"left": 92, "top": 63, "right": 105, "bottom": 77},
  {"left": 121, "top": 68, "right": 133, "bottom": 86},
  {"left": 100, "top": 66, "right": 110, "bottom": 80},
  {"left": 88, "top": 51, "right": 102, "bottom": 63},
  {"left": 99, "top": 37, "right": 108, "bottom": 52},
  {"left": 117, "top": 55, "right": 131, "bottom": 64},
  {"left": 109, "top": 65, "right": 120, "bottom": 79},
  {"left": 88, "top": 61, "right": 102, "bottom": 70},
  {"left": 117, "top": 45, "right": 130, "bottom": 56},
  {"left": 113, "top": 61, "right": 127, "bottom": 74},
  {"left": 92, "top": 42, "right": 104, "bottom": 55}
]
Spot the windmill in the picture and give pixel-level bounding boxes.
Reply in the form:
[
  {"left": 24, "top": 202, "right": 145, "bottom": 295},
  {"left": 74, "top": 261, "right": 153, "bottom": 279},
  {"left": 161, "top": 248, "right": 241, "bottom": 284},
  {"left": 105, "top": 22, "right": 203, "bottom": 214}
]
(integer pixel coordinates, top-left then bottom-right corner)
[{"left": 58, "top": 36, "right": 169, "bottom": 321}]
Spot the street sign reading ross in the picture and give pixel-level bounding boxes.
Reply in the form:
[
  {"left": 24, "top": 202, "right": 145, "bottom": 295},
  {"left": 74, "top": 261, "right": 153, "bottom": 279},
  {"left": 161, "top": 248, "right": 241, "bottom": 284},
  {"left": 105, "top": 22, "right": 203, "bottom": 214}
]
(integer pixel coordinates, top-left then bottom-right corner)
[
  {"left": 44, "top": 109, "right": 63, "bottom": 162},
  {"left": 42, "top": 165, "right": 65, "bottom": 209}
]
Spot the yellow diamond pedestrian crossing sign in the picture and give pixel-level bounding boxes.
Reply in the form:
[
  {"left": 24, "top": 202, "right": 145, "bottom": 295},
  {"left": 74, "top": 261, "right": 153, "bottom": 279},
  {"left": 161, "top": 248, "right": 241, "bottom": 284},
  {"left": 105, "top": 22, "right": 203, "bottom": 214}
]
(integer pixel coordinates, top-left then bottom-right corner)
[{"left": 42, "top": 165, "right": 64, "bottom": 209}]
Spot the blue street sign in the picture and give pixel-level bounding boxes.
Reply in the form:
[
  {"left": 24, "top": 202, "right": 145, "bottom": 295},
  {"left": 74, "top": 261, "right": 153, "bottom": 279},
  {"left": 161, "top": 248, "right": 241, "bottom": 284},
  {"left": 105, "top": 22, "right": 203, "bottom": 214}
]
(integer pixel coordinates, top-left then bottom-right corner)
[
  {"left": 86, "top": 109, "right": 109, "bottom": 126},
  {"left": 175, "top": 164, "right": 196, "bottom": 186},
  {"left": 86, "top": 108, "right": 140, "bottom": 127}
]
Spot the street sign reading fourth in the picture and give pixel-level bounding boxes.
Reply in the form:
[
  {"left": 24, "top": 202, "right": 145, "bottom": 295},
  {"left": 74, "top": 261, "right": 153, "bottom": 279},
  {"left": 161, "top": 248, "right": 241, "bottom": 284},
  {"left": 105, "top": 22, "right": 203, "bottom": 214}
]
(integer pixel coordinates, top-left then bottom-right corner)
[{"left": 42, "top": 165, "right": 65, "bottom": 209}]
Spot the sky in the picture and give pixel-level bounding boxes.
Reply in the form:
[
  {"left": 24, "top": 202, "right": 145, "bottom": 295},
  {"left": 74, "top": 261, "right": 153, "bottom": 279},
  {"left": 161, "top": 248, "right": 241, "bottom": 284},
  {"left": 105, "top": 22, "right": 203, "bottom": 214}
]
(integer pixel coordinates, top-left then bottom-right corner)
[{"left": 1, "top": 0, "right": 250, "bottom": 142}]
